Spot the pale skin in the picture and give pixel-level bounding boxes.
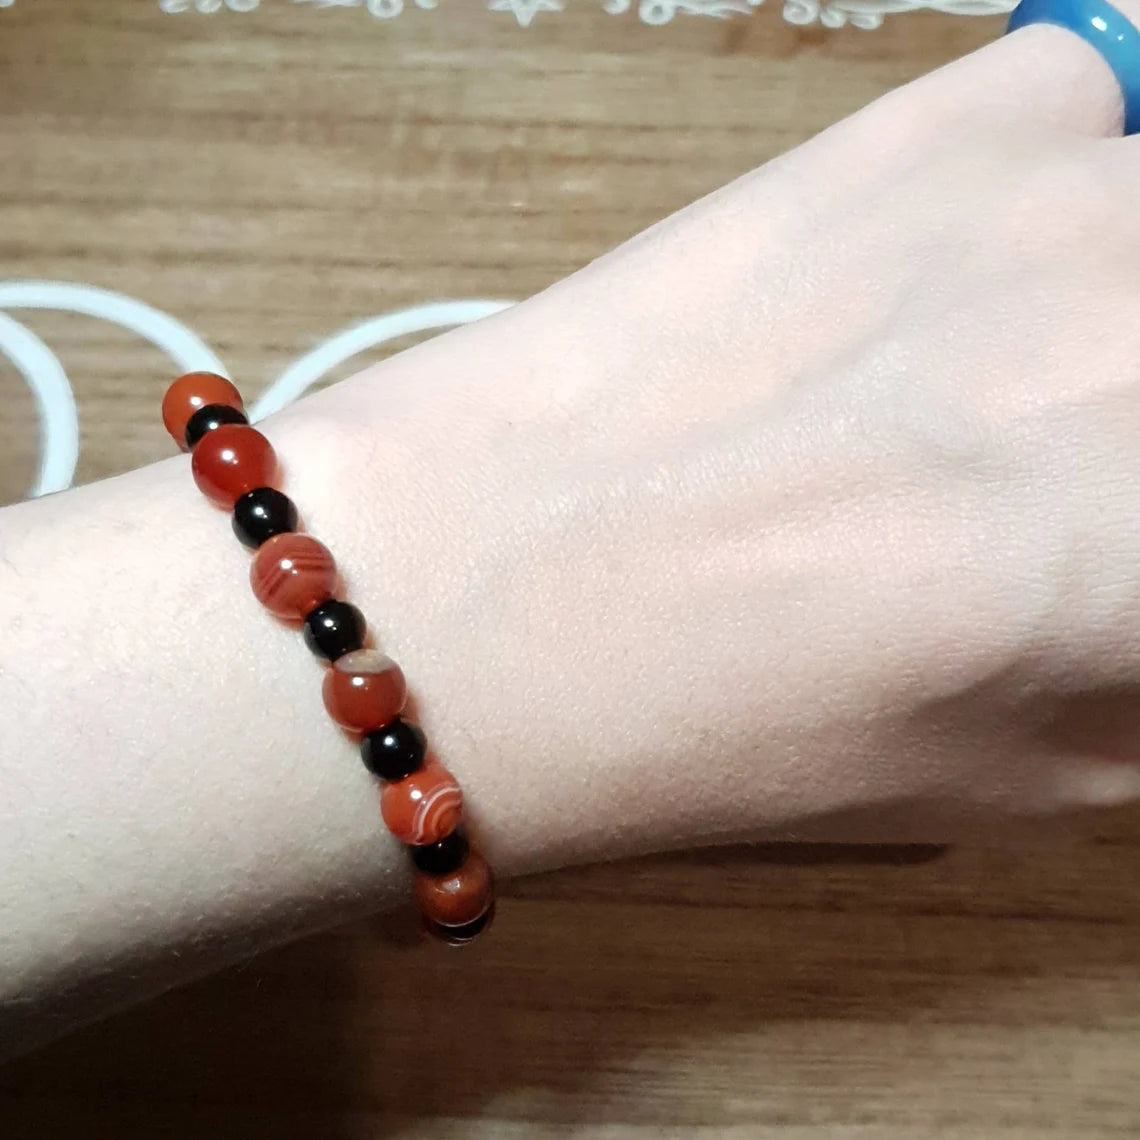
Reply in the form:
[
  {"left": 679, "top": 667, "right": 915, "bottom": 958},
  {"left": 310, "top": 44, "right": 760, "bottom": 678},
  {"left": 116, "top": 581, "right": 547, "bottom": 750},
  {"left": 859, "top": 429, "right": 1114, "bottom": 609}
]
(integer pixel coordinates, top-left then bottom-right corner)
[{"left": 3, "top": 13, "right": 1140, "bottom": 1057}]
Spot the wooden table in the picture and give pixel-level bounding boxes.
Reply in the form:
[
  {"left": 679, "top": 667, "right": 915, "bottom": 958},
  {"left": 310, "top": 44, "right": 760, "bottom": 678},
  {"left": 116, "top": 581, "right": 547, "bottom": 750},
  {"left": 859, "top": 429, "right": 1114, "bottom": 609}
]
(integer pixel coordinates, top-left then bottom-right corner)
[{"left": 4, "top": 3, "right": 1140, "bottom": 1136}]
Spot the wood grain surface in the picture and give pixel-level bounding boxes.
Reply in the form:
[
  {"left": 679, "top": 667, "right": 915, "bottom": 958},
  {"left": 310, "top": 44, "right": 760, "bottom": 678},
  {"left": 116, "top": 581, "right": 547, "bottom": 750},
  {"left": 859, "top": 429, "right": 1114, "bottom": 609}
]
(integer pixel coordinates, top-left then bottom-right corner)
[{"left": 5, "top": 3, "right": 1140, "bottom": 1137}]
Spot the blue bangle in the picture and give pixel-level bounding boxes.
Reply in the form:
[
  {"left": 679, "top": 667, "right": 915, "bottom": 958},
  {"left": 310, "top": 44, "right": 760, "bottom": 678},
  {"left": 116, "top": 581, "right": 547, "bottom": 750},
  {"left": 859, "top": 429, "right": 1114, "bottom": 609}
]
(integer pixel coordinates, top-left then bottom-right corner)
[{"left": 1007, "top": 0, "right": 1140, "bottom": 135}]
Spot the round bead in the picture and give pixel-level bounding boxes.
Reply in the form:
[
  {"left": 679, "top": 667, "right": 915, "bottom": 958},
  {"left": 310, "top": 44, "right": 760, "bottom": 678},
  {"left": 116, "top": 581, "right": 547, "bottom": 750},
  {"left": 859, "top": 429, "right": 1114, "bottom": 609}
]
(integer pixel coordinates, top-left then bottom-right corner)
[
  {"left": 163, "top": 372, "right": 244, "bottom": 450},
  {"left": 361, "top": 718, "right": 426, "bottom": 781},
  {"left": 323, "top": 650, "right": 408, "bottom": 734},
  {"left": 250, "top": 534, "right": 338, "bottom": 621},
  {"left": 232, "top": 487, "right": 299, "bottom": 549},
  {"left": 414, "top": 849, "right": 492, "bottom": 928},
  {"left": 191, "top": 424, "right": 278, "bottom": 509},
  {"left": 426, "top": 902, "right": 495, "bottom": 946},
  {"left": 185, "top": 403, "right": 248, "bottom": 449},
  {"left": 303, "top": 599, "right": 366, "bottom": 661},
  {"left": 410, "top": 830, "right": 470, "bottom": 876},
  {"left": 380, "top": 762, "right": 463, "bottom": 845}
]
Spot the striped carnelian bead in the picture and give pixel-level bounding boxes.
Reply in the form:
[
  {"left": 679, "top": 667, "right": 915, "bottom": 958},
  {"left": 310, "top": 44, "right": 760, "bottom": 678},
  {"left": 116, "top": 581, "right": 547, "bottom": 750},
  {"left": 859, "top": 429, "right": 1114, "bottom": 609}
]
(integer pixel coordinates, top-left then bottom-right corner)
[
  {"left": 380, "top": 762, "right": 463, "bottom": 845},
  {"left": 250, "top": 533, "right": 337, "bottom": 621},
  {"left": 427, "top": 904, "right": 495, "bottom": 946},
  {"left": 414, "top": 849, "right": 493, "bottom": 929},
  {"left": 191, "top": 423, "right": 278, "bottom": 509},
  {"left": 323, "top": 650, "right": 407, "bottom": 734},
  {"left": 163, "top": 372, "right": 244, "bottom": 450}
]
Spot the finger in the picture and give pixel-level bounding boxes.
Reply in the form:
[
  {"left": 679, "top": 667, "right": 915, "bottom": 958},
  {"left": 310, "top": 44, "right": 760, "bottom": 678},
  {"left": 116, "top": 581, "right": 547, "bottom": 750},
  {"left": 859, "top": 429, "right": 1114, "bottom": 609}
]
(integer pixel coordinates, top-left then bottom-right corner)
[{"left": 902, "top": 0, "right": 1140, "bottom": 138}]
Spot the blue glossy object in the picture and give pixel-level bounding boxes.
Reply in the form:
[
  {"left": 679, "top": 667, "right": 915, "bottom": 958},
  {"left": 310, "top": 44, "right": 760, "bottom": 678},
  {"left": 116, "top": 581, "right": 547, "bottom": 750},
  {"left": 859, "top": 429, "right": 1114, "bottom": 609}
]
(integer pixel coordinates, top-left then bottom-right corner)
[{"left": 1007, "top": 0, "right": 1140, "bottom": 135}]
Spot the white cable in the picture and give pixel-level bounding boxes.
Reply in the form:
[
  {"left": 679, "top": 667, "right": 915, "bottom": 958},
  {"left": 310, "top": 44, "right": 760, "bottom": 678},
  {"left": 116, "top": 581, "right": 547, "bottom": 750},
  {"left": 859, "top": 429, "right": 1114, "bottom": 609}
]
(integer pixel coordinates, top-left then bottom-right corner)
[
  {"left": 0, "top": 281, "right": 229, "bottom": 378},
  {"left": 0, "top": 282, "right": 514, "bottom": 496},
  {"left": 250, "top": 299, "right": 514, "bottom": 420},
  {"left": 0, "top": 280, "right": 227, "bottom": 496},
  {"left": 0, "top": 312, "right": 79, "bottom": 497}
]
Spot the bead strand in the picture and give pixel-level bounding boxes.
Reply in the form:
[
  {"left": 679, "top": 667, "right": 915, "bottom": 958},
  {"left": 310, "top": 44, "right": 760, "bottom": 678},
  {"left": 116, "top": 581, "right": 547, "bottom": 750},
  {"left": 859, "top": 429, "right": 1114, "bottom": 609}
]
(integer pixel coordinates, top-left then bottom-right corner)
[{"left": 162, "top": 372, "right": 494, "bottom": 945}]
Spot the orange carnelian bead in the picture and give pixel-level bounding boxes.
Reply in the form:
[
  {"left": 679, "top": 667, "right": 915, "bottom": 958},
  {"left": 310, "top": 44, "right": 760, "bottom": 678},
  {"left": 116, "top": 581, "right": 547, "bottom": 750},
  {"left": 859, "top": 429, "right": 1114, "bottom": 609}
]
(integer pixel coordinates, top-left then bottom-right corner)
[
  {"left": 426, "top": 903, "right": 495, "bottom": 945},
  {"left": 322, "top": 650, "right": 407, "bottom": 734},
  {"left": 191, "top": 423, "right": 278, "bottom": 509},
  {"left": 250, "top": 533, "right": 337, "bottom": 621},
  {"left": 380, "top": 763, "right": 463, "bottom": 846},
  {"left": 162, "top": 372, "right": 244, "bottom": 450},
  {"left": 414, "top": 850, "right": 493, "bottom": 928}
]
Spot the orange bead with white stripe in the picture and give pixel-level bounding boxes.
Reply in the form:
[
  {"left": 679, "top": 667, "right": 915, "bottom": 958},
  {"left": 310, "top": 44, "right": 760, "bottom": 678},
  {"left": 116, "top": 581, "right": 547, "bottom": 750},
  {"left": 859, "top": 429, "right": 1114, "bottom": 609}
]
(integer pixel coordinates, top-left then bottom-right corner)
[
  {"left": 250, "top": 533, "right": 338, "bottom": 621},
  {"left": 414, "top": 850, "right": 493, "bottom": 928},
  {"left": 380, "top": 762, "right": 464, "bottom": 845}
]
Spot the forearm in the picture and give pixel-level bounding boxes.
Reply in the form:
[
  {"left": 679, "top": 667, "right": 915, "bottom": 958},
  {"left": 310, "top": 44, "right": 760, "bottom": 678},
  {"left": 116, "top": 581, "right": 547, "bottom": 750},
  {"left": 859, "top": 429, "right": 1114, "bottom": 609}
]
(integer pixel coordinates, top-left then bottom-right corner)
[
  {"left": 0, "top": 307, "right": 702, "bottom": 1052},
  {"left": 0, "top": 272, "right": 884, "bottom": 1054},
  {"left": 7, "top": 24, "right": 1140, "bottom": 1047},
  {"left": 0, "top": 424, "right": 394, "bottom": 1049}
]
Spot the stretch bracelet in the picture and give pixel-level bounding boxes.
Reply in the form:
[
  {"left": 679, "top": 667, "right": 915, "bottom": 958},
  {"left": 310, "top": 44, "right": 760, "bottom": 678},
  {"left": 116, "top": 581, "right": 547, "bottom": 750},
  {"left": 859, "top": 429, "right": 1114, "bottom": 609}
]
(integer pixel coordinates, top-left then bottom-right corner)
[{"left": 162, "top": 371, "right": 495, "bottom": 945}]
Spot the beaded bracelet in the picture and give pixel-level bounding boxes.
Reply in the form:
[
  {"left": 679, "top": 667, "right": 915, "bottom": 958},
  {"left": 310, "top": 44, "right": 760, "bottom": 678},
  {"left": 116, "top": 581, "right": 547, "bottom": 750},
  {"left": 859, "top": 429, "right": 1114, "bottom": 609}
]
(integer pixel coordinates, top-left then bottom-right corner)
[{"left": 162, "top": 371, "right": 495, "bottom": 945}]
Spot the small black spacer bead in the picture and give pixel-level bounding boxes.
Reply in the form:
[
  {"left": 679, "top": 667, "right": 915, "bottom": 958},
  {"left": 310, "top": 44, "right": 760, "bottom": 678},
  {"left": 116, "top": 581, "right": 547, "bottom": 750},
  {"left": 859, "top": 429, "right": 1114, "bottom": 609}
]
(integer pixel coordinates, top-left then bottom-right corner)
[
  {"left": 231, "top": 487, "right": 299, "bottom": 549},
  {"left": 409, "top": 830, "right": 470, "bottom": 876},
  {"left": 184, "top": 403, "right": 248, "bottom": 449},
  {"left": 303, "top": 600, "right": 366, "bottom": 661},
  {"left": 426, "top": 902, "right": 495, "bottom": 946},
  {"left": 361, "top": 717, "right": 427, "bottom": 782}
]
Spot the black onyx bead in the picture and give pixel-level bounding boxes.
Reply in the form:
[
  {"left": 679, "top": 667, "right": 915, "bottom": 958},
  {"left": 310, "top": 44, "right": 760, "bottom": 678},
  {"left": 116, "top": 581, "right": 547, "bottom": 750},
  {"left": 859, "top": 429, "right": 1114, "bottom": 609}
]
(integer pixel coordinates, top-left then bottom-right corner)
[
  {"left": 184, "top": 403, "right": 249, "bottom": 449},
  {"left": 426, "top": 902, "right": 495, "bottom": 946},
  {"left": 303, "top": 600, "right": 366, "bottom": 661},
  {"left": 410, "top": 830, "right": 470, "bottom": 876},
  {"left": 361, "top": 717, "right": 426, "bottom": 782},
  {"left": 231, "top": 487, "right": 299, "bottom": 549}
]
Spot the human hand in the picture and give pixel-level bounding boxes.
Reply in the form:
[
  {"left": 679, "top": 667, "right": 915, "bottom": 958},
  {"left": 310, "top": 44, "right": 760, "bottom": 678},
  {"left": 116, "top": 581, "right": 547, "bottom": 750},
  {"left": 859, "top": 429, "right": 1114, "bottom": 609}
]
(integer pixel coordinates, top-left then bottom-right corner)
[{"left": 283, "top": 5, "right": 1140, "bottom": 862}]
